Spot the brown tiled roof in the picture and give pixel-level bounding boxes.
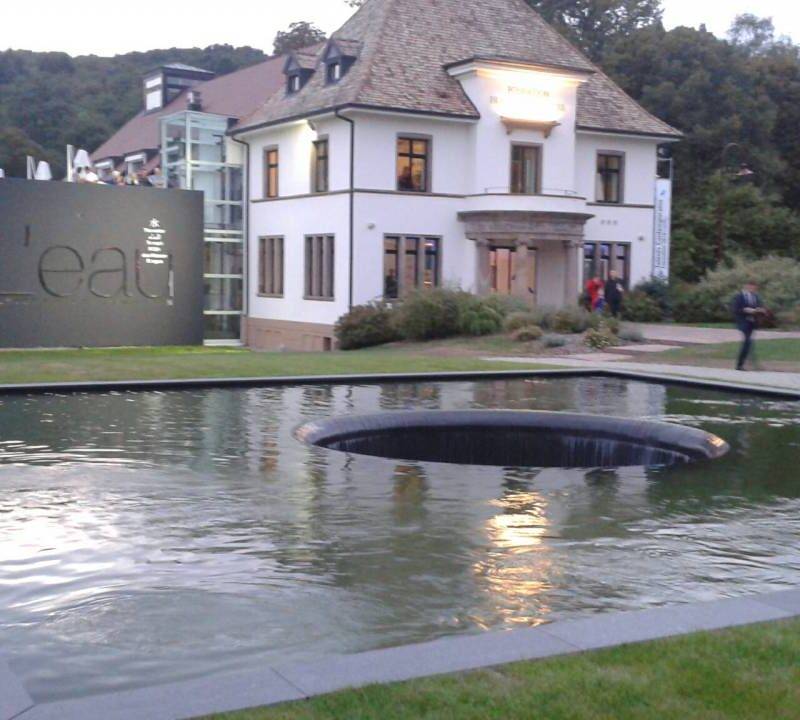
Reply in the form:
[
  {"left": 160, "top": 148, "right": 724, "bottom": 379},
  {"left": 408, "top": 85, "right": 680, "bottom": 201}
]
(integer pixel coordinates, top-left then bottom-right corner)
[
  {"left": 235, "top": 0, "right": 681, "bottom": 138},
  {"left": 92, "top": 55, "right": 286, "bottom": 162},
  {"left": 577, "top": 71, "right": 680, "bottom": 137}
]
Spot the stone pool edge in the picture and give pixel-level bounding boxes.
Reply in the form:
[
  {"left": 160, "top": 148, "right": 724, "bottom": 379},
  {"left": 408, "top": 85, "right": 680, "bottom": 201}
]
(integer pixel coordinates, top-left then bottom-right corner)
[
  {"left": 0, "top": 368, "right": 798, "bottom": 400},
  {"left": 6, "top": 589, "right": 800, "bottom": 720}
]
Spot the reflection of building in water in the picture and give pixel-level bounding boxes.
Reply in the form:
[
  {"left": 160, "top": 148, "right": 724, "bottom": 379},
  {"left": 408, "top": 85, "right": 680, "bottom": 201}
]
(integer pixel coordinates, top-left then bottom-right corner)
[
  {"left": 473, "top": 468, "right": 560, "bottom": 626},
  {"left": 470, "top": 377, "right": 668, "bottom": 418},
  {"left": 570, "top": 377, "right": 668, "bottom": 418},
  {"left": 391, "top": 464, "right": 430, "bottom": 525},
  {"left": 379, "top": 382, "right": 443, "bottom": 411}
]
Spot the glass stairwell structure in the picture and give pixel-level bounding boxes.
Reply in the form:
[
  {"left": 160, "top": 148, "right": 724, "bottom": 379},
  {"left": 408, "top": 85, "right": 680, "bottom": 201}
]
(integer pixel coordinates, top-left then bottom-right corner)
[{"left": 161, "top": 111, "right": 244, "bottom": 343}]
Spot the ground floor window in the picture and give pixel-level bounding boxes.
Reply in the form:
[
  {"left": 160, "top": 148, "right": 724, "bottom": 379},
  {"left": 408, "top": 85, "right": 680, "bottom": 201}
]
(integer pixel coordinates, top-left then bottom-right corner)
[
  {"left": 258, "top": 236, "right": 284, "bottom": 296},
  {"left": 305, "top": 235, "right": 335, "bottom": 299},
  {"left": 583, "top": 242, "right": 630, "bottom": 287},
  {"left": 383, "top": 235, "right": 441, "bottom": 299}
]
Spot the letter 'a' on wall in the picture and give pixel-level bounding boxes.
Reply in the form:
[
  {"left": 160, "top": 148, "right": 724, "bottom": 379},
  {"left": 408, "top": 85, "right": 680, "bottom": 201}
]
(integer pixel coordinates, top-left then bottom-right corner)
[{"left": 0, "top": 178, "right": 205, "bottom": 348}]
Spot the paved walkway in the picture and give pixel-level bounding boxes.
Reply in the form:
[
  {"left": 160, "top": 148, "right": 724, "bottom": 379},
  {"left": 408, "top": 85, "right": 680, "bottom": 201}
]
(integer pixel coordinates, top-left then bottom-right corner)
[
  {"left": 488, "top": 323, "right": 800, "bottom": 394},
  {"left": 633, "top": 323, "right": 800, "bottom": 345},
  {"left": 489, "top": 356, "right": 800, "bottom": 393}
]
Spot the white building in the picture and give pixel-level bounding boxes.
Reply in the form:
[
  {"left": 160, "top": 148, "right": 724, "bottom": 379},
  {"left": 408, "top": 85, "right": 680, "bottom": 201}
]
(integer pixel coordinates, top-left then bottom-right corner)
[
  {"left": 232, "top": 0, "right": 680, "bottom": 350},
  {"left": 95, "top": 0, "right": 681, "bottom": 350}
]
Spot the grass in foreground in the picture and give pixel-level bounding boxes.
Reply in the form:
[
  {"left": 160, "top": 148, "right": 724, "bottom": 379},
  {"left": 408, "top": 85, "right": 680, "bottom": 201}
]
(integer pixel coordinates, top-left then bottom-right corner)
[
  {"left": 208, "top": 619, "right": 800, "bottom": 720},
  {"left": 0, "top": 346, "right": 553, "bottom": 385},
  {"left": 655, "top": 338, "right": 800, "bottom": 371}
]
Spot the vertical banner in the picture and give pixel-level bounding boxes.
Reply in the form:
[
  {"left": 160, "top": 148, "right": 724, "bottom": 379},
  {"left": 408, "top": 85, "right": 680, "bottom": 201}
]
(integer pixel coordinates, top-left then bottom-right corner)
[{"left": 652, "top": 178, "right": 672, "bottom": 279}]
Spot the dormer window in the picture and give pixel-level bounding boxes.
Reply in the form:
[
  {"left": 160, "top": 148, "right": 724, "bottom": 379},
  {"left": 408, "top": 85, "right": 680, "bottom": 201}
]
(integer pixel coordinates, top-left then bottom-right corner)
[
  {"left": 326, "top": 62, "right": 342, "bottom": 84},
  {"left": 321, "top": 39, "right": 360, "bottom": 86},
  {"left": 283, "top": 54, "right": 315, "bottom": 95}
]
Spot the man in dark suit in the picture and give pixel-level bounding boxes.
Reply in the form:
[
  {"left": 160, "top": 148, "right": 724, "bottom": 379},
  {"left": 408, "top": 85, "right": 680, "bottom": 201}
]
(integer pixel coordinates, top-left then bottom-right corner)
[
  {"left": 604, "top": 270, "right": 625, "bottom": 318},
  {"left": 732, "top": 281, "right": 764, "bottom": 371}
]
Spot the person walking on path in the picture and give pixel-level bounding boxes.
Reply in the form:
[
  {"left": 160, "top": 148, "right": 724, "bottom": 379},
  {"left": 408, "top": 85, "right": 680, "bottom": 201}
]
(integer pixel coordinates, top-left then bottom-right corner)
[
  {"left": 604, "top": 271, "right": 625, "bottom": 318},
  {"left": 732, "top": 281, "right": 765, "bottom": 371}
]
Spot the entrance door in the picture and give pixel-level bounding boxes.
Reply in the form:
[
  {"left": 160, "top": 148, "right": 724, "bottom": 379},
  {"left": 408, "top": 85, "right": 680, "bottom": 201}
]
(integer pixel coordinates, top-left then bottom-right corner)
[{"left": 490, "top": 245, "right": 536, "bottom": 301}]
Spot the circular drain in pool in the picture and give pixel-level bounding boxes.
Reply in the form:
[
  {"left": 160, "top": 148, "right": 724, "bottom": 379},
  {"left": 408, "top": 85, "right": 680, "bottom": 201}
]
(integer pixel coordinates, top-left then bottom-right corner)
[{"left": 295, "top": 410, "right": 729, "bottom": 468}]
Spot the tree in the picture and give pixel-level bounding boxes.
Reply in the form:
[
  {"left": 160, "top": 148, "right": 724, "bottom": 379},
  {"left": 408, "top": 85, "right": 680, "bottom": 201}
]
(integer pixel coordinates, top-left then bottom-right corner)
[
  {"left": 525, "top": 0, "right": 663, "bottom": 60},
  {"left": 602, "top": 24, "right": 781, "bottom": 198},
  {"left": 671, "top": 174, "right": 800, "bottom": 281},
  {"left": 273, "top": 21, "right": 327, "bottom": 56},
  {"left": 758, "top": 42, "right": 800, "bottom": 208},
  {"left": 0, "top": 127, "right": 48, "bottom": 178},
  {"left": 728, "top": 14, "right": 776, "bottom": 56},
  {"left": 0, "top": 45, "right": 268, "bottom": 178}
]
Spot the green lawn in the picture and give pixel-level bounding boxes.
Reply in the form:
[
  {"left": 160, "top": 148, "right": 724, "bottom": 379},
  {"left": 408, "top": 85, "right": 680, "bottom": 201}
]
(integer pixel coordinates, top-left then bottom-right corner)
[
  {"left": 206, "top": 619, "right": 800, "bottom": 720},
  {"left": 0, "top": 346, "right": 551, "bottom": 385},
  {"left": 657, "top": 338, "right": 800, "bottom": 368}
]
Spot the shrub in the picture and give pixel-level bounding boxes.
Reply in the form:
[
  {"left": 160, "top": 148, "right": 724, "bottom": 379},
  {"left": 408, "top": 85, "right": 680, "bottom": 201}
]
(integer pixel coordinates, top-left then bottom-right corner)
[
  {"left": 634, "top": 276, "right": 675, "bottom": 316},
  {"left": 618, "top": 326, "right": 645, "bottom": 343},
  {"left": 775, "top": 305, "right": 800, "bottom": 329},
  {"left": 335, "top": 302, "right": 400, "bottom": 350},
  {"left": 671, "top": 284, "right": 728, "bottom": 324},
  {"left": 542, "top": 333, "right": 567, "bottom": 348},
  {"left": 504, "top": 311, "right": 540, "bottom": 333},
  {"left": 482, "top": 294, "right": 529, "bottom": 318},
  {"left": 511, "top": 325, "right": 543, "bottom": 343},
  {"left": 394, "top": 288, "right": 465, "bottom": 340},
  {"left": 585, "top": 312, "right": 620, "bottom": 333},
  {"left": 552, "top": 306, "right": 592, "bottom": 334},
  {"left": 584, "top": 325, "right": 620, "bottom": 350},
  {"left": 672, "top": 255, "right": 800, "bottom": 326},
  {"left": 604, "top": 316, "right": 621, "bottom": 335},
  {"left": 621, "top": 291, "right": 663, "bottom": 322},
  {"left": 525, "top": 306, "right": 557, "bottom": 331},
  {"left": 459, "top": 301, "right": 504, "bottom": 336}
]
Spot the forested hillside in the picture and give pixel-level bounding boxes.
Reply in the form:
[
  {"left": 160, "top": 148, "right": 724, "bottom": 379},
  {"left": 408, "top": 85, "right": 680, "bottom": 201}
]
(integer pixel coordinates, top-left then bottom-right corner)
[
  {"left": 2, "top": 0, "right": 800, "bottom": 280},
  {"left": 0, "top": 45, "right": 267, "bottom": 178}
]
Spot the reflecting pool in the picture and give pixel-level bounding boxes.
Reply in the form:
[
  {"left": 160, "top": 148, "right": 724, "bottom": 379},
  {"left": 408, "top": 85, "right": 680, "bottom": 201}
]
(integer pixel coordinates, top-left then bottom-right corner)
[{"left": 0, "top": 377, "right": 798, "bottom": 701}]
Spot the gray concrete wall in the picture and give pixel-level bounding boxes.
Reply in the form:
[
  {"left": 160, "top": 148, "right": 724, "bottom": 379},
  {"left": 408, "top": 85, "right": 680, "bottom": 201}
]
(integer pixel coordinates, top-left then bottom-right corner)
[{"left": 0, "top": 179, "right": 204, "bottom": 348}]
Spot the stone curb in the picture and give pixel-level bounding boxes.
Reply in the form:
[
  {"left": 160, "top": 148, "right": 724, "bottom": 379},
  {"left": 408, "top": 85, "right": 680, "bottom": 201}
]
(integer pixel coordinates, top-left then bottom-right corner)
[
  {"left": 0, "top": 368, "right": 798, "bottom": 399},
  {"left": 7, "top": 589, "right": 799, "bottom": 720}
]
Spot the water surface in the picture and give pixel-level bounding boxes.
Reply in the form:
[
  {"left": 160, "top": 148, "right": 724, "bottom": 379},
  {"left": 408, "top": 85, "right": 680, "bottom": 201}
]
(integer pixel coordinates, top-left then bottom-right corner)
[{"left": 0, "top": 377, "right": 798, "bottom": 701}]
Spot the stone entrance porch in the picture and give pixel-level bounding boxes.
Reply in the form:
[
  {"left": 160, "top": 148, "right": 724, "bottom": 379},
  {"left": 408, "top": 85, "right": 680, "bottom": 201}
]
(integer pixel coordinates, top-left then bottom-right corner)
[{"left": 457, "top": 210, "right": 593, "bottom": 308}]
